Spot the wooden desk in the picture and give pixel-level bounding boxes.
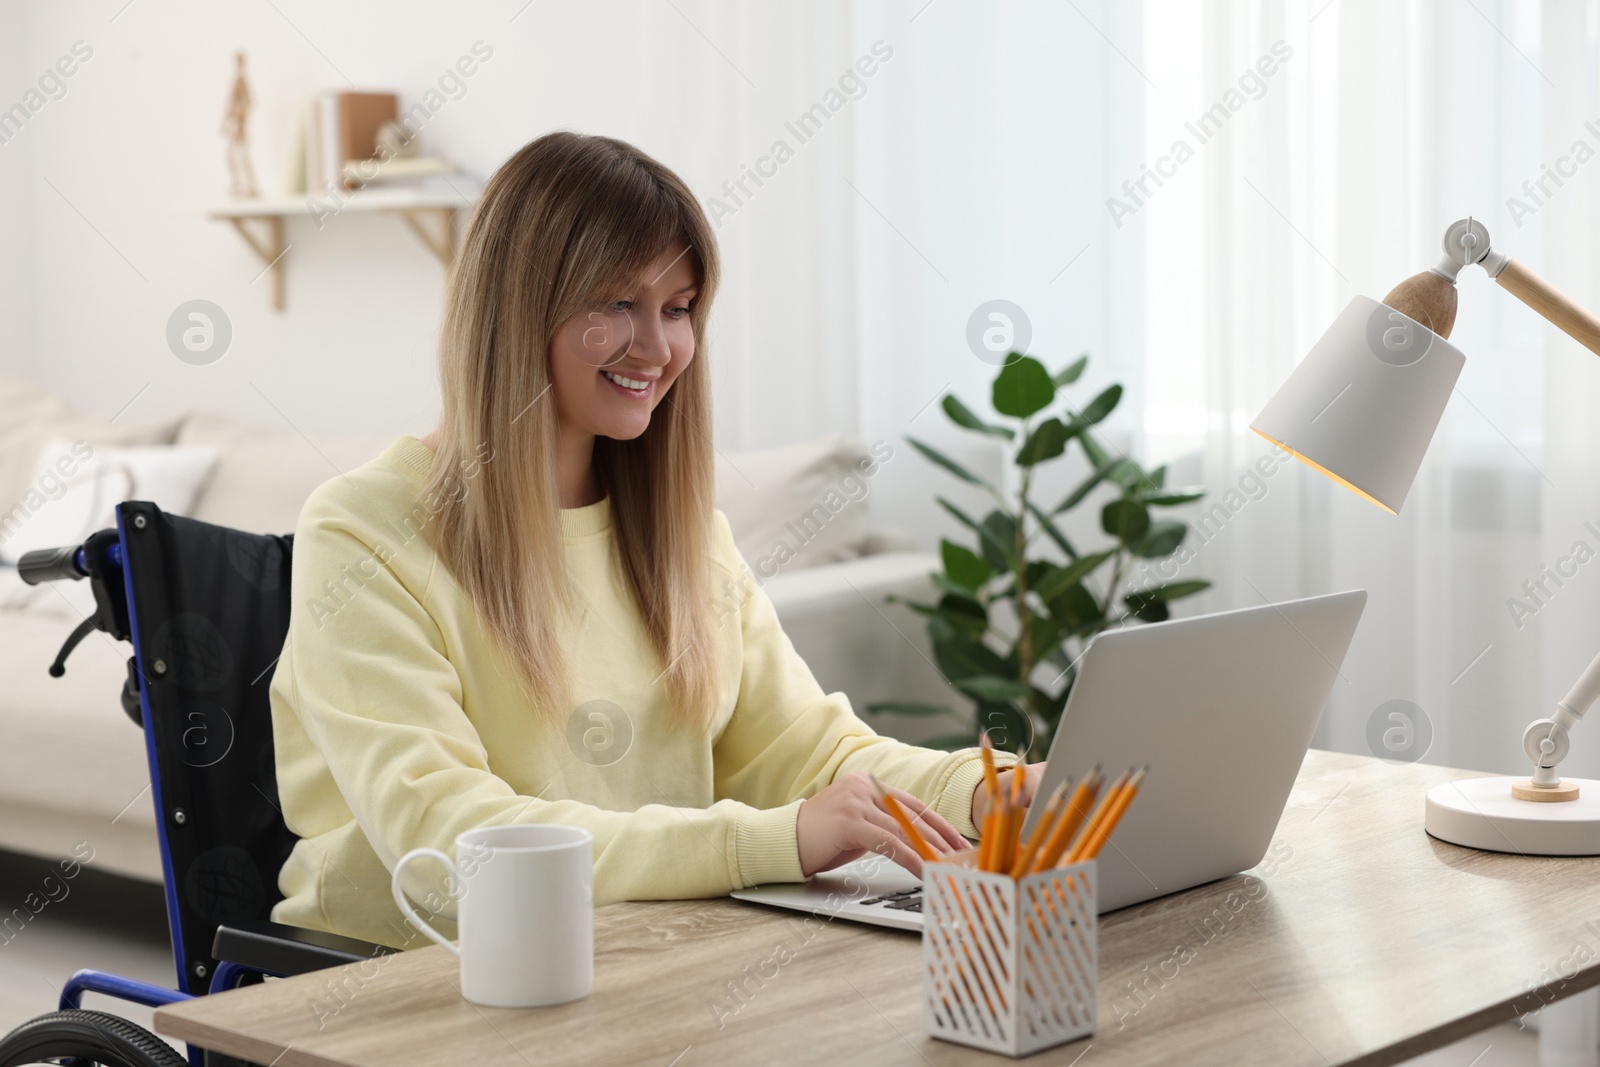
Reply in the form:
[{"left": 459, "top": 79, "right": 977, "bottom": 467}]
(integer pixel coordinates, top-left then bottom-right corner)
[{"left": 155, "top": 751, "right": 1600, "bottom": 1066}]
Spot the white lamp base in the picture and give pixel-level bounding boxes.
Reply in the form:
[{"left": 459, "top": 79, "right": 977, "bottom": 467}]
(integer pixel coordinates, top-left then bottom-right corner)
[{"left": 1426, "top": 777, "right": 1600, "bottom": 855}]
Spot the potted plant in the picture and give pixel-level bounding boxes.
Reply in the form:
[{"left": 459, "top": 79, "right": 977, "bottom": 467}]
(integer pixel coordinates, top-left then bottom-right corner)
[{"left": 868, "top": 353, "right": 1209, "bottom": 760}]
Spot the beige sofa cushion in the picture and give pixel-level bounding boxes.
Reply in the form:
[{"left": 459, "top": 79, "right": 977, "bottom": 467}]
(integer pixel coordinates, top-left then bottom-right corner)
[
  {"left": 0, "top": 377, "right": 180, "bottom": 552},
  {"left": 714, "top": 436, "right": 890, "bottom": 574},
  {"left": 177, "top": 413, "right": 398, "bottom": 535}
]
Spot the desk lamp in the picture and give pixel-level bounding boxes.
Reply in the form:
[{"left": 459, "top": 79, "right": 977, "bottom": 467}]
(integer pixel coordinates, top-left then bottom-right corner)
[{"left": 1251, "top": 217, "right": 1600, "bottom": 855}]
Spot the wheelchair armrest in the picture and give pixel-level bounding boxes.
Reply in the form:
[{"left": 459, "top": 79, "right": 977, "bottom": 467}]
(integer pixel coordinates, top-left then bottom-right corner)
[{"left": 212, "top": 919, "right": 396, "bottom": 978}]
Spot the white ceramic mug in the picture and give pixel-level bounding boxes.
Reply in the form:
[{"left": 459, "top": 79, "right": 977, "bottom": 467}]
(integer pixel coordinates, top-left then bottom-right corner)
[{"left": 391, "top": 824, "right": 594, "bottom": 1008}]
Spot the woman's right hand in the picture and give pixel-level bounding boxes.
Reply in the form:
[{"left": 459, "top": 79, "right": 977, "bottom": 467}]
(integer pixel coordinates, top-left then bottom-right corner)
[{"left": 794, "top": 773, "right": 968, "bottom": 879}]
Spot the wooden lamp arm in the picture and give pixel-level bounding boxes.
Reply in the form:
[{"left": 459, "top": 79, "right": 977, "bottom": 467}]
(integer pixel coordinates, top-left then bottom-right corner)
[{"left": 1492, "top": 258, "right": 1600, "bottom": 357}]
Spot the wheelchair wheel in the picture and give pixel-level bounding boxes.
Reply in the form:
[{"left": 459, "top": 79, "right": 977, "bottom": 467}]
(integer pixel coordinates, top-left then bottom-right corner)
[{"left": 0, "top": 1009, "right": 187, "bottom": 1066}]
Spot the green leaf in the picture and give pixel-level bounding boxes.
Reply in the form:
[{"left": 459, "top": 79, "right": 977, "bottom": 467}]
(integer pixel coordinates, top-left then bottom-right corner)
[
  {"left": 1052, "top": 354, "right": 1089, "bottom": 387},
  {"left": 902, "top": 596, "right": 987, "bottom": 638},
  {"left": 1078, "top": 432, "right": 1112, "bottom": 469},
  {"left": 932, "top": 634, "right": 1009, "bottom": 681},
  {"left": 1021, "top": 613, "right": 1069, "bottom": 664},
  {"left": 1133, "top": 580, "right": 1211, "bottom": 603},
  {"left": 978, "top": 509, "right": 1019, "bottom": 571},
  {"left": 941, "top": 395, "right": 1014, "bottom": 440},
  {"left": 1054, "top": 462, "right": 1116, "bottom": 513},
  {"left": 954, "top": 675, "right": 1034, "bottom": 703},
  {"left": 1123, "top": 594, "right": 1171, "bottom": 623},
  {"left": 1032, "top": 551, "right": 1114, "bottom": 603},
  {"left": 940, "top": 539, "right": 993, "bottom": 590},
  {"left": 920, "top": 732, "right": 982, "bottom": 752},
  {"left": 908, "top": 437, "right": 990, "bottom": 488},
  {"left": 1147, "top": 465, "right": 1168, "bottom": 489},
  {"left": 1016, "top": 417, "right": 1072, "bottom": 467},
  {"left": 1064, "top": 384, "right": 1122, "bottom": 432},
  {"left": 937, "top": 498, "right": 1017, "bottom": 571},
  {"left": 1101, "top": 498, "right": 1150, "bottom": 543},
  {"left": 866, "top": 701, "right": 955, "bottom": 717},
  {"left": 938, "top": 591, "right": 987, "bottom": 625},
  {"left": 1045, "top": 581, "right": 1102, "bottom": 632},
  {"left": 976, "top": 703, "right": 1033, "bottom": 755},
  {"left": 1131, "top": 518, "right": 1187, "bottom": 558},
  {"left": 993, "top": 357, "right": 1057, "bottom": 418},
  {"left": 1122, "top": 582, "right": 1209, "bottom": 621},
  {"left": 1025, "top": 500, "right": 1078, "bottom": 558},
  {"left": 1103, "top": 458, "right": 1147, "bottom": 490},
  {"left": 1137, "top": 487, "right": 1206, "bottom": 506}
]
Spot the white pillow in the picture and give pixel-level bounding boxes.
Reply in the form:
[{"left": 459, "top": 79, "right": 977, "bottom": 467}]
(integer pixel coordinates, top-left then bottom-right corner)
[
  {"left": 714, "top": 436, "right": 886, "bottom": 573},
  {"left": 0, "top": 440, "right": 218, "bottom": 617}
]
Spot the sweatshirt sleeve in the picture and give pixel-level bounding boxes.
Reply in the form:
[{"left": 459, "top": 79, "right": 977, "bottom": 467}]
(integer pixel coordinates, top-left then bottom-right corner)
[
  {"left": 709, "top": 513, "right": 1014, "bottom": 848},
  {"left": 274, "top": 504, "right": 805, "bottom": 909}
]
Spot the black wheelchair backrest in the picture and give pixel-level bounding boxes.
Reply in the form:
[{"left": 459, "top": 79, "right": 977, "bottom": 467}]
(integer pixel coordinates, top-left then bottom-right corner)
[{"left": 117, "top": 501, "right": 299, "bottom": 993}]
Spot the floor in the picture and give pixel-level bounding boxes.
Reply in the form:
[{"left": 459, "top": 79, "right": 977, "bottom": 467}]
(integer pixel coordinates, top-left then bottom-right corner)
[
  {"left": 0, "top": 850, "right": 1548, "bottom": 1065},
  {"left": 0, "top": 850, "right": 181, "bottom": 1052}
]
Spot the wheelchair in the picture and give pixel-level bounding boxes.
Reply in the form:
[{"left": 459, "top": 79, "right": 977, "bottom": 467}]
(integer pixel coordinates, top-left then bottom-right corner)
[{"left": 0, "top": 502, "right": 396, "bottom": 1067}]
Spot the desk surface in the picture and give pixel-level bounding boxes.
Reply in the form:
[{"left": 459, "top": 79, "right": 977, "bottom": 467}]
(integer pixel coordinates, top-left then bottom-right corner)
[{"left": 156, "top": 750, "right": 1600, "bottom": 1066}]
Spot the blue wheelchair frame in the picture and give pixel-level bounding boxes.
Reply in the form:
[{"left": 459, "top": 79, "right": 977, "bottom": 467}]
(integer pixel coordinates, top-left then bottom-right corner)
[
  {"left": 47, "top": 516, "right": 275, "bottom": 1066},
  {"left": 13, "top": 504, "right": 393, "bottom": 1067}
]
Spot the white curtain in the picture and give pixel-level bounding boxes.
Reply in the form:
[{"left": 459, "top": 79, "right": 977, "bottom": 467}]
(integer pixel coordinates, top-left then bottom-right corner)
[
  {"left": 1144, "top": 0, "right": 1589, "bottom": 776},
  {"left": 1123, "top": 0, "right": 1600, "bottom": 775},
  {"left": 508, "top": 0, "right": 1593, "bottom": 779},
  {"left": 834, "top": 0, "right": 1600, "bottom": 777}
]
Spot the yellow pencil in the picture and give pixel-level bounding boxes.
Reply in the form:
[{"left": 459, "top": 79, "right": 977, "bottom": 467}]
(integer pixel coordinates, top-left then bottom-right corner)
[
  {"left": 977, "top": 733, "right": 1002, "bottom": 871},
  {"left": 1030, "top": 765, "right": 1101, "bottom": 873},
  {"left": 1081, "top": 765, "right": 1147, "bottom": 861},
  {"left": 979, "top": 809, "right": 1002, "bottom": 871},
  {"left": 1065, "top": 767, "right": 1132, "bottom": 865},
  {"left": 1010, "top": 780, "right": 1068, "bottom": 878},
  {"left": 979, "top": 731, "right": 1002, "bottom": 809},
  {"left": 871, "top": 775, "right": 939, "bottom": 861}
]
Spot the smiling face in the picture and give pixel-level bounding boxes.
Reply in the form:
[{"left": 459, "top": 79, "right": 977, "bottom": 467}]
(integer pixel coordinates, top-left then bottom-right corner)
[{"left": 548, "top": 243, "right": 699, "bottom": 442}]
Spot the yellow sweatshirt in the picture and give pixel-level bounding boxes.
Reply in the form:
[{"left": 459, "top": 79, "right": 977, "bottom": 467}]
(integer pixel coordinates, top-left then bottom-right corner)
[{"left": 270, "top": 437, "right": 1002, "bottom": 948}]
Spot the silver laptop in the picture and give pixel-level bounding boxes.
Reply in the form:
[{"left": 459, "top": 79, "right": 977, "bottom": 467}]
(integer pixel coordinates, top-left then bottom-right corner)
[{"left": 731, "top": 590, "right": 1366, "bottom": 931}]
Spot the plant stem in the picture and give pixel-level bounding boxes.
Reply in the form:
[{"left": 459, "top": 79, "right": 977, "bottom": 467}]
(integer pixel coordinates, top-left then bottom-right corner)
[
  {"left": 1102, "top": 549, "right": 1126, "bottom": 620},
  {"left": 1014, "top": 438, "right": 1034, "bottom": 728}
]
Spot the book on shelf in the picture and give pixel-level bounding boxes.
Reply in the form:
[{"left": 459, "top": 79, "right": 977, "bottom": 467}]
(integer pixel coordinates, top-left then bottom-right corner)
[
  {"left": 342, "top": 156, "right": 460, "bottom": 186},
  {"left": 304, "top": 90, "right": 398, "bottom": 195}
]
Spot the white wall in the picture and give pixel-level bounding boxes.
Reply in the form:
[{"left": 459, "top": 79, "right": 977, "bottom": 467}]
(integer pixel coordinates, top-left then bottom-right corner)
[
  {"left": 0, "top": 2, "right": 37, "bottom": 376},
  {"left": 0, "top": 0, "right": 869, "bottom": 448}
]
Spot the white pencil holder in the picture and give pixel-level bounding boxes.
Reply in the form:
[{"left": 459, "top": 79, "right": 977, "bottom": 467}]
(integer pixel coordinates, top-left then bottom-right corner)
[{"left": 921, "top": 851, "right": 1097, "bottom": 1057}]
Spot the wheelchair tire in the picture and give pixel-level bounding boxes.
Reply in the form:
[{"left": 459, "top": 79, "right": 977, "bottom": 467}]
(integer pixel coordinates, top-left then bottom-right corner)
[{"left": 0, "top": 1008, "right": 187, "bottom": 1067}]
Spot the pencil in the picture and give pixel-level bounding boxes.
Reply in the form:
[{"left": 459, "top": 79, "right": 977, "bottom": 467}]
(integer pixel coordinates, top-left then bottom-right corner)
[
  {"left": 989, "top": 788, "right": 1011, "bottom": 873},
  {"left": 980, "top": 809, "right": 1002, "bottom": 871},
  {"left": 871, "top": 775, "right": 939, "bottom": 861},
  {"left": 1065, "top": 767, "right": 1132, "bottom": 865},
  {"left": 977, "top": 733, "right": 1002, "bottom": 871},
  {"left": 1081, "top": 765, "right": 1147, "bottom": 861},
  {"left": 1010, "top": 780, "right": 1068, "bottom": 878},
  {"left": 998, "top": 756, "right": 1027, "bottom": 869},
  {"left": 979, "top": 731, "right": 1002, "bottom": 809},
  {"left": 1029, "top": 765, "right": 1101, "bottom": 873}
]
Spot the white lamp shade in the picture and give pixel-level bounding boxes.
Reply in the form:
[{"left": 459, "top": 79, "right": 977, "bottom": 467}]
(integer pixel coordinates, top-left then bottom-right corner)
[{"left": 1250, "top": 294, "right": 1465, "bottom": 514}]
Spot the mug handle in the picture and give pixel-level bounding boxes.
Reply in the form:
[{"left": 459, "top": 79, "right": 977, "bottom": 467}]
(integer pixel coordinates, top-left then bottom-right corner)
[{"left": 391, "top": 847, "right": 461, "bottom": 957}]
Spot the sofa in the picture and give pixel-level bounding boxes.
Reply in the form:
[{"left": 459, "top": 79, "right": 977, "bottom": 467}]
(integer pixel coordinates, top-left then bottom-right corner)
[{"left": 0, "top": 378, "right": 951, "bottom": 881}]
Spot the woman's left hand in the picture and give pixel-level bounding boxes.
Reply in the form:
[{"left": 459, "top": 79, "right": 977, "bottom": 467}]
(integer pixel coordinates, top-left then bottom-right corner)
[{"left": 971, "top": 762, "right": 1047, "bottom": 827}]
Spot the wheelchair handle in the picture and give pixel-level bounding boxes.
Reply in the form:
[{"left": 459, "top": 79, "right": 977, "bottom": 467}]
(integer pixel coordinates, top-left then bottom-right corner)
[{"left": 17, "top": 545, "right": 86, "bottom": 585}]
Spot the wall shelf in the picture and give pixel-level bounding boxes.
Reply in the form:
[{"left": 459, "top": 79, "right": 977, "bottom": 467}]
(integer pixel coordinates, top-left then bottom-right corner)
[{"left": 205, "top": 186, "right": 478, "bottom": 311}]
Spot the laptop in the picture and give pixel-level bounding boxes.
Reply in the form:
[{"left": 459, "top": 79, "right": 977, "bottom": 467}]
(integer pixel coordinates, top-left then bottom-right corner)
[{"left": 731, "top": 590, "right": 1366, "bottom": 931}]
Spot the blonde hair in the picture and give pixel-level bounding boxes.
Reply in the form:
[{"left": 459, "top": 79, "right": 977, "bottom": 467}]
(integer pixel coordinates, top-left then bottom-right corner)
[{"left": 425, "top": 132, "right": 721, "bottom": 727}]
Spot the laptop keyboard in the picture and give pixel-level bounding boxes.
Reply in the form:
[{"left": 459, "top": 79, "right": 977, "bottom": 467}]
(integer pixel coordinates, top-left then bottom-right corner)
[{"left": 859, "top": 887, "right": 923, "bottom": 913}]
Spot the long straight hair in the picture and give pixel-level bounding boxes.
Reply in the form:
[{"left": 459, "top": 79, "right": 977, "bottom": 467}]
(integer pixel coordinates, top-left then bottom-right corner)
[{"left": 425, "top": 132, "right": 721, "bottom": 727}]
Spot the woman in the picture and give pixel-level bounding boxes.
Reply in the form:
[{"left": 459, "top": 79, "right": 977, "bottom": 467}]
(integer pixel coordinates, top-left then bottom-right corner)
[{"left": 269, "top": 131, "right": 1040, "bottom": 948}]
